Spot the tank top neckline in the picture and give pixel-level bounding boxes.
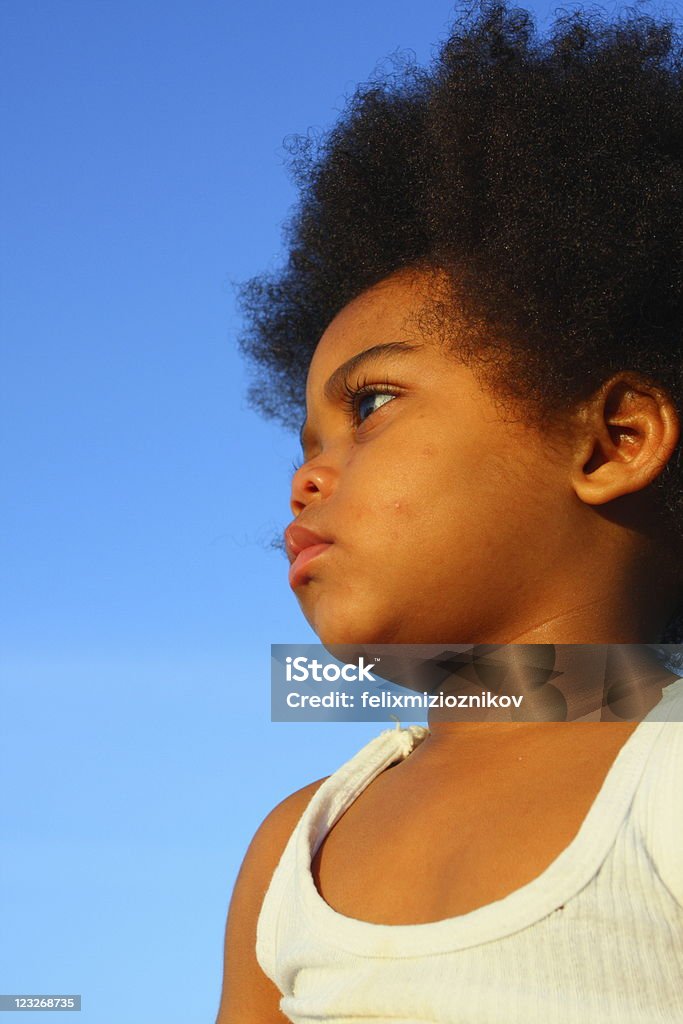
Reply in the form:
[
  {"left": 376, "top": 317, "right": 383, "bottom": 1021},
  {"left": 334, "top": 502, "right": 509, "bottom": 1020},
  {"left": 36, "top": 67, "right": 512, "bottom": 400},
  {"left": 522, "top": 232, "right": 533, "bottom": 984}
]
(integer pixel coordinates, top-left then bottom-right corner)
[{"left": 294, "top": 677, "right": 683, "bottom": 957}]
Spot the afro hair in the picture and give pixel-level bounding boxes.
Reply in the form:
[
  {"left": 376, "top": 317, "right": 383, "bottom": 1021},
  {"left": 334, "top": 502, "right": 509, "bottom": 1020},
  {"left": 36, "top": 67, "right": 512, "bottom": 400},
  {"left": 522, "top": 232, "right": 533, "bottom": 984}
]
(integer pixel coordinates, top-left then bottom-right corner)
[{"left": 236, "top": 0, "right": 683, "bottom": 643}]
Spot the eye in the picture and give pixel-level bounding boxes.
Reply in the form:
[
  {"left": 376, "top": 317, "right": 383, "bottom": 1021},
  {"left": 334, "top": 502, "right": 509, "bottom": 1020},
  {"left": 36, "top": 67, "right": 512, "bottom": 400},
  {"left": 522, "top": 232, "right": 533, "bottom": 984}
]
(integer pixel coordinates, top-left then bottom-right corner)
[
  {"left": 292, "top": 378, "right": 402, "bottom": 475},
  {"left": 356, "top": 390, "right": 396, "bottom": 423},
  {"left": 341, "top": 378, "right": 400, "bottom": 428}
]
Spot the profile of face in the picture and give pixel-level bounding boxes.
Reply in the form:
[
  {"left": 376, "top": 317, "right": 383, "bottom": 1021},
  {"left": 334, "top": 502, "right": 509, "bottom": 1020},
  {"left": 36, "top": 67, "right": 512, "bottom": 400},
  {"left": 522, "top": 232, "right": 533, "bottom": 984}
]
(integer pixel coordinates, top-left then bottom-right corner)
[{"left": 284, "top": 269, "right": 670, "bottom": 646}]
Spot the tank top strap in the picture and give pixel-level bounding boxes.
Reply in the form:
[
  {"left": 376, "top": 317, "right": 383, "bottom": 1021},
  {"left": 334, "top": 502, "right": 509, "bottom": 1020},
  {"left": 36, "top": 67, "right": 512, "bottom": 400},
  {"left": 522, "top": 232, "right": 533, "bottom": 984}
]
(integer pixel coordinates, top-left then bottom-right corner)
[
  {"left": 255, "top": 724, "right": 427, "bottom": 982},
  {"left": 304, "top": 724, "right": 428, "bottom": 856}
]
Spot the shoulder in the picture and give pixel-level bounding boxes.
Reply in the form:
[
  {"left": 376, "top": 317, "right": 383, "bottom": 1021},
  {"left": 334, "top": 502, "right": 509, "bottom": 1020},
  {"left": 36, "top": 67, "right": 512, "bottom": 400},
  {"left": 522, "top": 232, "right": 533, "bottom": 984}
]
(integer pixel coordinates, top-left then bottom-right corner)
[
  {"left": 215, "top": 776, "right": 328, "bottom": 1024},
  {"left": 638, "top": 716, "right": 683, "bottom": 907},
  {"left": 238, "top": 724, "right": 401, "bottom": 898},
  {"left": 244, "top": 776, "right": 329, "bottom": 885},
  {"left": 229, "top": 774, "right": 330, "bottom": 921}
]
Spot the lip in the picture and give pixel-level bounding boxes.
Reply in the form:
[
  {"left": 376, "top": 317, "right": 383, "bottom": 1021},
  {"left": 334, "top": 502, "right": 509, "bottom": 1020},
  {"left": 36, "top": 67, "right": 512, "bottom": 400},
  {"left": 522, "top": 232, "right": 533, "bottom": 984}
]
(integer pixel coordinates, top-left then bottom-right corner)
[
  {"left": 288, "top": 542, "right": 333, "bottom": 587},
  {"left": 284, "top": 522, "right": 334, "bottom": 588}
]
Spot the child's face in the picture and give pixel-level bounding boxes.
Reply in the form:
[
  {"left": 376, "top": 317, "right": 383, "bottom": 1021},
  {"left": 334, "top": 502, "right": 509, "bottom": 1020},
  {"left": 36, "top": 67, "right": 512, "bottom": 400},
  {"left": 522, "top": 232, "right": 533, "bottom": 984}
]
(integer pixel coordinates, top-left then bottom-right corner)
[{"left": 287, "top": 269, "right": 577, "bottom": 645}]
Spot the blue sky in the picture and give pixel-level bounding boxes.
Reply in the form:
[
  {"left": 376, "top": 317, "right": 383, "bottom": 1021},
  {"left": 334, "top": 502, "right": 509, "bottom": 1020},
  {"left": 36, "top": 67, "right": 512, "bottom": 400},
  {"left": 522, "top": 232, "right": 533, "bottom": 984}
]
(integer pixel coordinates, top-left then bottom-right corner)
[{"left": 2, "top": 2, "right": 681, "bottom": 1021}]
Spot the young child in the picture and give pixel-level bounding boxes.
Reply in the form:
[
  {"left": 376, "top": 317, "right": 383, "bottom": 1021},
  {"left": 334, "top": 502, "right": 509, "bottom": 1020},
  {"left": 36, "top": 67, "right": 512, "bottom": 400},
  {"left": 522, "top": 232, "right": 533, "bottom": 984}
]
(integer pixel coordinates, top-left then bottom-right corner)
[{"left": 216, "top": 2, "right": 683, "bottom": 1020}]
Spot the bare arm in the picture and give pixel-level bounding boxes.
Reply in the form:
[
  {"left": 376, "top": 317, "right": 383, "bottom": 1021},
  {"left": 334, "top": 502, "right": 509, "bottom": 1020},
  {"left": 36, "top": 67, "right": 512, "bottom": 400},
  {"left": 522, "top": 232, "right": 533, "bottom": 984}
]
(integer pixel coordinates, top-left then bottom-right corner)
[{"left": 215, "top": 778, "right": 328, "bottom": 1024}]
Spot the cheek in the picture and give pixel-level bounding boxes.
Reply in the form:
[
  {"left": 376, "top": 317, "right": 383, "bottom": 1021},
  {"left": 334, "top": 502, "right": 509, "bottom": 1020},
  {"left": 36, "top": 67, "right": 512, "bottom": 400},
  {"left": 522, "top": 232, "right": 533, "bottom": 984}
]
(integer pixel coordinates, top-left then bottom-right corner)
[
  {"left": 347, "top": 493, "right": 414, "bottom": 546},
  {"left": 346, "top": 450, "right": 443, "bottom": 544},
  {"left": 388, "top": 446, "right": 529, "bottom": 550},
  {"left": 340, "top": 432, "right": 535, "bottom": 554}
]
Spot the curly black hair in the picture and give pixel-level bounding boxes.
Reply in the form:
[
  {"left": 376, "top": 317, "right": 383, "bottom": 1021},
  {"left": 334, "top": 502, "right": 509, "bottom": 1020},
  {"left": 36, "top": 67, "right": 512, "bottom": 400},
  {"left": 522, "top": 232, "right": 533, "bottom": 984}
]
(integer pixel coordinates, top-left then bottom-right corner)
[{"left": 236, "top": 0, "right": 683, "bottom": 643}]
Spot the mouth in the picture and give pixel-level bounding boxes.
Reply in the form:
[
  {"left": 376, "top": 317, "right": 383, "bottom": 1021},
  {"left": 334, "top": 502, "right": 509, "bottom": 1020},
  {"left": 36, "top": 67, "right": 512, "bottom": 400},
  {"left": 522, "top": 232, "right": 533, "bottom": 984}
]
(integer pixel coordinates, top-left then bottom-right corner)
[
  {"left": 288, "top": 542, "right": 333, "bottom": 587},
  {"left": 284, "top": 522, "right": 334, "bottom": 588}
]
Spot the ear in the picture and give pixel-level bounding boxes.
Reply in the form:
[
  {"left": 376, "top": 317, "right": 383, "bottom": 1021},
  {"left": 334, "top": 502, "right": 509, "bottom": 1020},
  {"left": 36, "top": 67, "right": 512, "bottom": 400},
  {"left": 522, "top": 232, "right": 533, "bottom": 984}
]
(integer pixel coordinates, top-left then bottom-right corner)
[{"left": 570, "top": 374, "right": 680, "bottom": 506}]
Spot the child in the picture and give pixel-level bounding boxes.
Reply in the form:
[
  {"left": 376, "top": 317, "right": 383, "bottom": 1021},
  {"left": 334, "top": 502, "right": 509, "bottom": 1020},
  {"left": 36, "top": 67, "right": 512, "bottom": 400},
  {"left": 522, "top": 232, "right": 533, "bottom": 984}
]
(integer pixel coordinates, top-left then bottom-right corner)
[{"left": 216, "top": 2, "right": 683, "bottom": 1020}]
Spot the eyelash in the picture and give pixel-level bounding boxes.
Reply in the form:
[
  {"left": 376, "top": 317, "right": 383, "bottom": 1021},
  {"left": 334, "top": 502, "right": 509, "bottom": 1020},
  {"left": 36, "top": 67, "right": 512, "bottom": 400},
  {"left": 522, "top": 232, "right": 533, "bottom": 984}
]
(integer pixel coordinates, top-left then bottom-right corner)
[
  {"left": 339, "top": 374, "right": 400, "bottom": 427},
  {"left": 291, "top": 374, "right": 401, "bottom": 477}
]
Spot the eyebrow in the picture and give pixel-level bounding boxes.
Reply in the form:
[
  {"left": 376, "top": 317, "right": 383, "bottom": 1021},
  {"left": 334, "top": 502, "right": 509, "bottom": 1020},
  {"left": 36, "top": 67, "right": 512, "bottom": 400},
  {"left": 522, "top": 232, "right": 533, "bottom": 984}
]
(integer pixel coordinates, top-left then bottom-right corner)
[{"left": 298, "top": 340, "right": 423, "bottom": 453}]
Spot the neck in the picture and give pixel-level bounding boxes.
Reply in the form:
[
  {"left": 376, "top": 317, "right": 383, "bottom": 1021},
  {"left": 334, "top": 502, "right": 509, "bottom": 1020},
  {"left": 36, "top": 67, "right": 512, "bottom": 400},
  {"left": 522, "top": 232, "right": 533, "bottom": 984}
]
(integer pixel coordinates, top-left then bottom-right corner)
[{"left": 424, "top": 643, "right": 679, "bottom": 731}]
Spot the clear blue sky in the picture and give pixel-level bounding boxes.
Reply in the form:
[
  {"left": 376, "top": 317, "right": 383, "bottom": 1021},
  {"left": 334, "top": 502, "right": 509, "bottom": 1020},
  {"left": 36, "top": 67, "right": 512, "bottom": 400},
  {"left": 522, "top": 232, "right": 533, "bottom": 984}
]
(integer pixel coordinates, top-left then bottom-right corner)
[{"left": 1, "top": 2, "right": 680, "bottom": 1022}]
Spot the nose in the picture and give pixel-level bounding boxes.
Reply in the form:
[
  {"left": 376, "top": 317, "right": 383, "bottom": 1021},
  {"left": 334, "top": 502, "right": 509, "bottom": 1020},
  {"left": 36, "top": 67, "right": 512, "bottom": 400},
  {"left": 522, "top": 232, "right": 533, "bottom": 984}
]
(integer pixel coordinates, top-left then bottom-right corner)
[{"left": 290, "top": 459, "right": 337, "bottom": 516}]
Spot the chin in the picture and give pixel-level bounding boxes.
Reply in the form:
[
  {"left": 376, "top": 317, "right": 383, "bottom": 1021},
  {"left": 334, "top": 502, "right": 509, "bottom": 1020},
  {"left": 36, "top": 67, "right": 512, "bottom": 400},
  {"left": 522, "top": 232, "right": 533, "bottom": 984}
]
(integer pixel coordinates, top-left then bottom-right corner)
[{"left": 304, "top": 594, "right": 403, "bottom": 647}]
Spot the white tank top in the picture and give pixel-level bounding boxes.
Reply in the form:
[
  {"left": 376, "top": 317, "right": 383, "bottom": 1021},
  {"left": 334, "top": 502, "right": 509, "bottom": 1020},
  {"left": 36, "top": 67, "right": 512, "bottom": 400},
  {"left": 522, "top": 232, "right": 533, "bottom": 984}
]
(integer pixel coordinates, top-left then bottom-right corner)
[{"left": 256, "top": 677, "right": 683, "bottom": 1024}]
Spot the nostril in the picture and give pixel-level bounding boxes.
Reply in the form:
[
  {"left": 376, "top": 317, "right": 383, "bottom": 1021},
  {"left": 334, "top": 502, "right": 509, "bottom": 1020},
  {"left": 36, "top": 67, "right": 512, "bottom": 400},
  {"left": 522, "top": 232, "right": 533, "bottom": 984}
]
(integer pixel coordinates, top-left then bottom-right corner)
[
  {"left": 290, "top": 462, "right": 335, "bottom": 511},
  {"left": 291, "top": 474, "right": 320, "bottom": 511}
]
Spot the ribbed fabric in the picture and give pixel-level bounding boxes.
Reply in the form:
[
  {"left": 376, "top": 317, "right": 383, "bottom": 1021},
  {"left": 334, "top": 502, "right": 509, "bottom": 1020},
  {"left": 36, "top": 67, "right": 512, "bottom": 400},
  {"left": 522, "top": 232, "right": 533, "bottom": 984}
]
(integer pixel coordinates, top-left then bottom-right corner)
[{"left": 256, "top": 678, "right": 683, "bottom": 1024}]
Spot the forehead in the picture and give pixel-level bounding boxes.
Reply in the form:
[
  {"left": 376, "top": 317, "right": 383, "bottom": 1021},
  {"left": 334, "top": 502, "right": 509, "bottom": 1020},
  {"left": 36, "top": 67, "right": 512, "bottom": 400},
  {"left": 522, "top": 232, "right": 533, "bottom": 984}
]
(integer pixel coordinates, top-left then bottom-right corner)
[{"left": 305, "top": 269, "right": 446, "bottom": 399}]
